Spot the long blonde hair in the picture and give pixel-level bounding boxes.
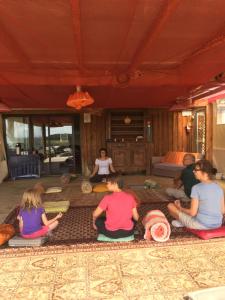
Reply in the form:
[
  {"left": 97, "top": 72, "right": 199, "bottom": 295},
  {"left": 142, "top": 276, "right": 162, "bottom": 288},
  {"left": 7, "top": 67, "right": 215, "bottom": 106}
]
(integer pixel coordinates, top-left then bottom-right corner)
[{"left": 20, "top": 189, "right": 42, "bottom": 210}]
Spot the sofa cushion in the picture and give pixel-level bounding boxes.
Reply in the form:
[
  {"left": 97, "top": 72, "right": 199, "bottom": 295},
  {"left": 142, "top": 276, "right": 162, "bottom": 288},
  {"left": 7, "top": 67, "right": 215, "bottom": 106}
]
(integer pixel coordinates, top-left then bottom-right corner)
[
  {"left": 161, "top": 151, "right": 202, "bottom": 166},
  {"left": 154, "top": 162, "right": 184, "bottom": 171}
]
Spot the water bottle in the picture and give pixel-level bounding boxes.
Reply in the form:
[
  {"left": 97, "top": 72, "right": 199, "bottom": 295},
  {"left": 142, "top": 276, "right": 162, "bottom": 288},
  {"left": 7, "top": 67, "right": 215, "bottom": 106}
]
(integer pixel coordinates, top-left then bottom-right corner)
[{"left": 15, "top": 143, "right": 21, "bottom": 155}]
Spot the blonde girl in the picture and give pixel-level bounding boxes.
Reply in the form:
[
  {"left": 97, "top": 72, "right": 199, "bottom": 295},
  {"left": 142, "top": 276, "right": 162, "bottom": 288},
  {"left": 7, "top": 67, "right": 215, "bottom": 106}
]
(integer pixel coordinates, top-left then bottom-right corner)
[{"left": 17, "top": 189, "right": 62, "bottom": 238}]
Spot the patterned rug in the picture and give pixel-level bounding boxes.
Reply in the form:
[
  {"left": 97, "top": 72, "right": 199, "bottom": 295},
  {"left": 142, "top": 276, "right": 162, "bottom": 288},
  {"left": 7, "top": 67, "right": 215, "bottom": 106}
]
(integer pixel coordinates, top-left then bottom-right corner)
[
  {"left": 1, "top": 239, "right": 225, "bottom": 299},
  {"left": 3, "top": 202, "right": 195, "bottom": 248}
]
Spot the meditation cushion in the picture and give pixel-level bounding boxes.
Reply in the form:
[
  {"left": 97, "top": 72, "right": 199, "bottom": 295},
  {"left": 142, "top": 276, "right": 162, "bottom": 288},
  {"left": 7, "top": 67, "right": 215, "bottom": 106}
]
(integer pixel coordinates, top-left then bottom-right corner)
[
  {"left": 186, "top": 226, "right": 225, "bottom": 240},
  {"left": 81, "top": 180, "right": 92, "bottom": 194},
  {"left": 97, "top": 234, "right": 134, "bottom": 242},
  {"left": 144, "top": 179, "right": 158, "bottom": 189},
  {"left": 0, "top": 224, "right": 15, "bottom": 246},
  {"left": 8, "top": 236, "right": 48, "bottom": 247},
  {"left": 45, "top": 187, "right": 62, "bottom": 194},
  {"left": 93, "top": 183, "right": 108, "bottom": 193},
  {"left": 43, "top": 200, "right": 70, "bottom": 213}
]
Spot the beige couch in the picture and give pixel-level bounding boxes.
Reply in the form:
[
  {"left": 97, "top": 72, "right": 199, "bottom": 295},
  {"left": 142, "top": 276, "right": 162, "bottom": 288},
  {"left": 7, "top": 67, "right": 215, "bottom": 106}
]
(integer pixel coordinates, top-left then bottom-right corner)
[{"left": 152, "top": 151, "right": 202, "bottom": 178}]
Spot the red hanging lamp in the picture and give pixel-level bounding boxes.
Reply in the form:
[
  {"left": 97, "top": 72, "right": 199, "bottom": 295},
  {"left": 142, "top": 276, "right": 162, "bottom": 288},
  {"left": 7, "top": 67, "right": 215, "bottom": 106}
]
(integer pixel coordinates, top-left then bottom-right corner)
[{"left": 66, "top": 86, "right": 94, "bottom": 110}]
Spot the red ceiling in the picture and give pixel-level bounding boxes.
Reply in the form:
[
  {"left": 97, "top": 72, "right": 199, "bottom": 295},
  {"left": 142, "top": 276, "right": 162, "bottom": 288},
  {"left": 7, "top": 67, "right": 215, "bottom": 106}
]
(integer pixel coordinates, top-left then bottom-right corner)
[{"left": 1, "top": 0, "right": 225, "bottom": 111}]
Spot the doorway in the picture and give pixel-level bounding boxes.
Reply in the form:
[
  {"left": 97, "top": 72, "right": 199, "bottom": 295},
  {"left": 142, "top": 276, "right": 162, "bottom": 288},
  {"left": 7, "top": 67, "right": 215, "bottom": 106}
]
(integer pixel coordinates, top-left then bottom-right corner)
[{"left": 4, "top": 115, "right": 81, "bottom": 176}]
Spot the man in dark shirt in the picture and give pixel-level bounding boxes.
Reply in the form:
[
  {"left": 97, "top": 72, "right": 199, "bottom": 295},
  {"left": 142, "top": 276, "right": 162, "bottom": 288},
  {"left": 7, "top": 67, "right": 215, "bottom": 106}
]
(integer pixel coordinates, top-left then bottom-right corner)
[{"left": 166, "top": 153, "right": 200, "bottom": 201}]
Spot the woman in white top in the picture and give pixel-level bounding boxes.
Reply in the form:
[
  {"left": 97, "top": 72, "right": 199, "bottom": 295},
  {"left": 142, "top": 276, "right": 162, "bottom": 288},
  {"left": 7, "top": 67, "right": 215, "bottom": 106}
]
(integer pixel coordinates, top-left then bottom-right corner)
[{"left": 90, "top": 148, "right": 116, "bottom": 183}]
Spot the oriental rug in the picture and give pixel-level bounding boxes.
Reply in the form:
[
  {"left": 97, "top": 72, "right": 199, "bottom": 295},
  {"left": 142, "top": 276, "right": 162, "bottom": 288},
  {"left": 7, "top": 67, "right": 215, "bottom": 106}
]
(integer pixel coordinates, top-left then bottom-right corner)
[
  {"left": 3, "top": 202, "right": 192, "bottom": 247},
  {"left": 1, "top": 239, "right": 225, "bottom": 300}
]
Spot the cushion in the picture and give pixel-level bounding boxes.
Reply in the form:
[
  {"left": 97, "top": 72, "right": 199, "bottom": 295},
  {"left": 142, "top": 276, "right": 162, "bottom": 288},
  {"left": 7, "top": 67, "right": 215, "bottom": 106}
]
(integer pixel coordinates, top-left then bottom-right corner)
[
  {"left": 161, "top": 151, "right": 175, "bottom": 163},
  {"left": 43, "top": 200, "right": 70, "bottom": 213},
  {"left": 8, "top": 236, "right": 48, "bottom": 247},
  {"left": 161, "top": 151, "right": 201, "bottom": 166},
  {"left": 97, "top": 234, "right": 134, "bottom": 242},
  {"left": 186, "top": 226, "right": 225, "bottom": 240},
  {"left": 45, "top": 187, "right": 62, "bottom": 194},
  {"left": 0, "top": 224, "right": 15, "bottom": 246},
  {"left": 81, "top": 180, "right": 92, "bottom": 194},
  {"left": 93, "top": 183, "right": 108, "bottom": 193}
]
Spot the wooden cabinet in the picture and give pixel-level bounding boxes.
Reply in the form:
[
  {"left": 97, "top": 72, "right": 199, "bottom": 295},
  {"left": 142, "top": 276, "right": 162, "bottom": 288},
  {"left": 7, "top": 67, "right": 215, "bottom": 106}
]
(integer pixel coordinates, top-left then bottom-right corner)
[{"left": 107, "top": 142, "right": 151, "bottom": 174}]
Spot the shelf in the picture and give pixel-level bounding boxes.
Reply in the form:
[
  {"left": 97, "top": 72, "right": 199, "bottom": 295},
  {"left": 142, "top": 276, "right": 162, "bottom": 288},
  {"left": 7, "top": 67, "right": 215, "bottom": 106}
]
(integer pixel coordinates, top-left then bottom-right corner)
[{"left": 109, "top": 110, "right": 145, "bottom": 141}]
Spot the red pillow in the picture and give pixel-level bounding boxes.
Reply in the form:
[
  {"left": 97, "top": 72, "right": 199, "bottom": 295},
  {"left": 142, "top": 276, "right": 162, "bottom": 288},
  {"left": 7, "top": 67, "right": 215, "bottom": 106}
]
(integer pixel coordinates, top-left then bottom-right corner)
[{"left": 186, "top": 226, "right": 225, "bottom": 240}]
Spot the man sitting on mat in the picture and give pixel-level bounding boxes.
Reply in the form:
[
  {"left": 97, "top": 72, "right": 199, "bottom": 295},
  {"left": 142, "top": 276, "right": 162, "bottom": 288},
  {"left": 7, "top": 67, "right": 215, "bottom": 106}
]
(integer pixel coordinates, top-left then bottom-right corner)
[
  {"left": 92, "top": 175, "right": 139, "bottom": 239},
  {"left": 166, "top": 153, "right": 199, "bottom": 202}
]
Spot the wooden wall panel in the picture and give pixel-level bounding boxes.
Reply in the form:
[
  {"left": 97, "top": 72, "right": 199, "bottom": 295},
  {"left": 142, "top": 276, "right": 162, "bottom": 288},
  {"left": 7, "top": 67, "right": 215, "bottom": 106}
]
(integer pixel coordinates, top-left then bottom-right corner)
[
  {"left": 80, "top": 112, "right": 106, "bottom": 175},
  {"left": 80, "top": 108, "right": 202, "bottom": 175},
  {"left": 205, "top": 104, "right": 213, "bottom": 161},
  {"left": 146, "top": 109, "right": 196, "bottom": 156}
]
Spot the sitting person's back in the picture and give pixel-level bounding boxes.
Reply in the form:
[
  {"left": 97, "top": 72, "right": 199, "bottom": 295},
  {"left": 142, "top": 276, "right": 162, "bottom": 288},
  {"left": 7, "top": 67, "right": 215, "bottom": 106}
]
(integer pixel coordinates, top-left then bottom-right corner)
[
  {"left": 101, "top": 191, "right": 136, "bottom": 231},
  {"left": 168, "top": 159, "right": 224, "bottom": 229},
  {"left": 166, "top": 153, "right": 200, "bottom": 201},
  {"left": 92, "top": 175, "right": 139, "bottom": 238},
  {"left": 192, "top": 181, "right": 223, "bottom": 228}
]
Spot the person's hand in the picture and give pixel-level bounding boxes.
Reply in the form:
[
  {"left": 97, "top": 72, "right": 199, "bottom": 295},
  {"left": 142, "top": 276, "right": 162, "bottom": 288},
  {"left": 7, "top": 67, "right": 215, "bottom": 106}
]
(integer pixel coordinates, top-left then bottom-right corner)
[
  {"left": 174, "top": 200, "right": 181, "bottom": 209},
  {"left": 56, "top": 212, "right": 63, "bottom": 220},
  {"left": 93, "top": 219, "right": 97, "bottom": 230}
]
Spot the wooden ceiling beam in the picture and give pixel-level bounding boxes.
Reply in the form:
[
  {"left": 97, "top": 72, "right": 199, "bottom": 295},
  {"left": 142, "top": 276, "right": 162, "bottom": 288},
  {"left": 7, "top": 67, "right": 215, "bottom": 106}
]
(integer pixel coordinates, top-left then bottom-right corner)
[
  {"left": 0, "top": 70, "right": 197, "bottom": 86},
  {"left": 181, "top": 31, "right": 225, "bottom": 64},
  {"left": 70, "top": 0, "right": 86, "bottom": 74},
  {"left": 178, "top": 31, "right": 225, "bottom": 84},
  {"left": 127, "top": 0, "right": 181, "bottom": 73}
]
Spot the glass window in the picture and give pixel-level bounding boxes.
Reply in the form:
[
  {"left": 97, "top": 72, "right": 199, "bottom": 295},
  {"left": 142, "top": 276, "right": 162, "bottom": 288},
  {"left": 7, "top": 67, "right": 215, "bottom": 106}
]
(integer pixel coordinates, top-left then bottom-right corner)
[
  {"left": 5, "top": 117, "right": 29, "bottom": 155},
  {"left": 217, "top": 99, "right": 225, "bottom": 125}
]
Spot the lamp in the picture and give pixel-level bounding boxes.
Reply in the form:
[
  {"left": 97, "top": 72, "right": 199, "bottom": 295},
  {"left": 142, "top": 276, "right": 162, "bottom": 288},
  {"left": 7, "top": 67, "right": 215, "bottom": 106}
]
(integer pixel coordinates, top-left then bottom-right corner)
[
  {"left": 66, "top": 86, "right": 94, "bottom": 110},
  {"left": 0, "top": 101, "right": 11, "bottom": 112},
  {"left": 124, "top": 116, "right": 131, "bottom": 124}
]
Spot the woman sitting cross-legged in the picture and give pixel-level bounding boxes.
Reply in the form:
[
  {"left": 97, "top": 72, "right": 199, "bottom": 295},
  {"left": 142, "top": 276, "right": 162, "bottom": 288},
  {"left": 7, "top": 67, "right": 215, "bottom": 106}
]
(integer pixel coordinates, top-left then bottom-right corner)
[
  {"left": 92, "top": 175, "right": 139, "bottom": 238},
  {"left": 90, "top": 147, "right": 116, "bottom": 183},
  {"left": 168, "top": 159, "right": 225, "bottom": 229}
]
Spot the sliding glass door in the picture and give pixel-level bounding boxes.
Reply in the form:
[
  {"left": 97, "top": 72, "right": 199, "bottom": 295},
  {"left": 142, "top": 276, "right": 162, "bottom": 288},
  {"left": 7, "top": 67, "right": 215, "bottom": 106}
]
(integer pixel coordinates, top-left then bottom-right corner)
[
  {"left": 44, "top": 118, "right": 74, "bottom": 174},
  {"left": 4, "top": 115, "right": 81, "bottom": 175}
]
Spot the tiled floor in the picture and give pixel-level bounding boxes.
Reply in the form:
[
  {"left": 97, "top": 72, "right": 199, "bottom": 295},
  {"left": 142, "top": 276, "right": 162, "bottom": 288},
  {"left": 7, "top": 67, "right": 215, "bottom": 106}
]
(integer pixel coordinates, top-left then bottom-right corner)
[{"left": 0, "top": 176, "right": 63, "bottom": 223}]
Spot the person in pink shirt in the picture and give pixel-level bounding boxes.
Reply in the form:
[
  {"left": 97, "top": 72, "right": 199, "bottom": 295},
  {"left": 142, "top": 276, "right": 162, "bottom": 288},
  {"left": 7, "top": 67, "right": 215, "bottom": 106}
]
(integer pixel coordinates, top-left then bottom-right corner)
[{"left": 92, "top": 176, "right": 139, "bottom": 238}]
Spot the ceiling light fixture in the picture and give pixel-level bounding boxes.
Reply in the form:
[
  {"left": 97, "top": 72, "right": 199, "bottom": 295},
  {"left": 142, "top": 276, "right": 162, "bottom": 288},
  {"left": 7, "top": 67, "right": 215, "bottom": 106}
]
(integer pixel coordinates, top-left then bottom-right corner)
[{"left": 66, "top": 86, "right": 94, "bottom": 110}]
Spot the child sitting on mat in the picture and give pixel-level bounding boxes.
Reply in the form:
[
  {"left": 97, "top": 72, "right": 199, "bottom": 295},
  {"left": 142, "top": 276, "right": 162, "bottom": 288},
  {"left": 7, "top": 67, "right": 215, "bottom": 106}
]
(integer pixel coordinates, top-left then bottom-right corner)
[
  {"left": 92, "top": 175, "right": 139, "bottom": 238},
  {"left": 17, "top": 189, "right": 62, "bottom": 238},
  {"left": 168, "top": 159, "right": 225, "bottom": 229}
]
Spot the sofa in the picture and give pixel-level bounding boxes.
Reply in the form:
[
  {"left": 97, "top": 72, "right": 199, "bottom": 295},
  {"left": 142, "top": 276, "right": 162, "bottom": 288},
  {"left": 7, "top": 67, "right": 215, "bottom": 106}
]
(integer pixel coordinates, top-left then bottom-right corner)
[{"left": 152, "top": 151, "right": 202, "bottom": 178}]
